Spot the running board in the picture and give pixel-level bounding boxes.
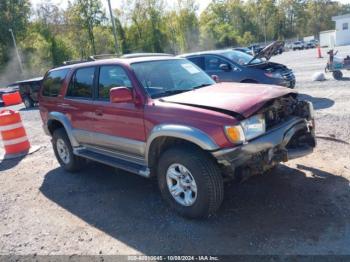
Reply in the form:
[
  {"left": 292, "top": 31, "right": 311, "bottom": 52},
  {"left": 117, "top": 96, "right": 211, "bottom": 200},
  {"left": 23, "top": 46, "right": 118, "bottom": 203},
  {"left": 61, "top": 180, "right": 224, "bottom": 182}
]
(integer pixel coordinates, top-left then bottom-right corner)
[{"left": 74, "top": 148, "right": 150, "bottom": 178}]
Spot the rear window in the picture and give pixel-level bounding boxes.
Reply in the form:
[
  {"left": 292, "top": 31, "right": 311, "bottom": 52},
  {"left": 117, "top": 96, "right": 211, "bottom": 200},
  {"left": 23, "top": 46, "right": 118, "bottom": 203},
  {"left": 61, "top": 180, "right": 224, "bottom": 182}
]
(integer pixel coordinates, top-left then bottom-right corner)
[{"left": 42, "top": 69, "right": 69, "bottom": 97}]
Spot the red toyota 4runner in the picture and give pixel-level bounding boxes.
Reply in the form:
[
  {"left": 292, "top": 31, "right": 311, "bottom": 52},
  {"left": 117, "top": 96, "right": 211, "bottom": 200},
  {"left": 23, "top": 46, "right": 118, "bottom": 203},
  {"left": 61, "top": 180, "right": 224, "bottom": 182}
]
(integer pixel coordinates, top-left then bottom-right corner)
[{"left": 39, "top": 55, "right": 316, "bottom": 218}]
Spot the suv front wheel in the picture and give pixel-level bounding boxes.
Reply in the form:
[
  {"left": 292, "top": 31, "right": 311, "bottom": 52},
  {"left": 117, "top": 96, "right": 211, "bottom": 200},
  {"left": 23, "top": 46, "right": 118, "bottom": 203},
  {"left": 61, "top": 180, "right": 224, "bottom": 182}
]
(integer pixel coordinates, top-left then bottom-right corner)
[
  {"left": 52, "top": 128, "right": 84, "bottom": 172},
  {"left": 157, "top": 146, "right": 224, "bottom": 218}
]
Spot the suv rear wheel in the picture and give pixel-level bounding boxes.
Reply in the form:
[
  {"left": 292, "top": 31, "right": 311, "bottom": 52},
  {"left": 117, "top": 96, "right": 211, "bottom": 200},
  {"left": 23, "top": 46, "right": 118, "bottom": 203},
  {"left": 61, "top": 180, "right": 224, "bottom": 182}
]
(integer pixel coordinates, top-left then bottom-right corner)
[
  {"left": 52, "top": 128, "right": 84, "bottom": 172},
  {"left": 157, "top": 146, "right": 224, "bottom": 218}
]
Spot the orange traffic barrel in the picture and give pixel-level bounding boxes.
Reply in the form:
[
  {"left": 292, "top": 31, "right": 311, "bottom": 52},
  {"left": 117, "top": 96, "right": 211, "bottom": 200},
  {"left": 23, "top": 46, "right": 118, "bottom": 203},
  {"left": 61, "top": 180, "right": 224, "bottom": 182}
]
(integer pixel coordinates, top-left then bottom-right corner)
[
  {"left": 317, "top": 45, "right": 323, "bottom": 58},
  {"left": 0, "top": 109, "right": 30, "bottom": 158},
  {"left": 2, "top": 91, "right": 22, "bottom": 106}
]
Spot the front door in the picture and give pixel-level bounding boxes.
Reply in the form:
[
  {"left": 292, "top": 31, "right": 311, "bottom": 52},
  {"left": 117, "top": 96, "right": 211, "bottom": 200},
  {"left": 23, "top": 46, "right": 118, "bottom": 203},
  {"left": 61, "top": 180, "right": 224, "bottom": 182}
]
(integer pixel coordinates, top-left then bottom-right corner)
[
  {"left": 90, "top": 65, "right": 145, "bottom": 157},
  {"left": 204, "top": 55, "right": 240, "bottom": 82}
]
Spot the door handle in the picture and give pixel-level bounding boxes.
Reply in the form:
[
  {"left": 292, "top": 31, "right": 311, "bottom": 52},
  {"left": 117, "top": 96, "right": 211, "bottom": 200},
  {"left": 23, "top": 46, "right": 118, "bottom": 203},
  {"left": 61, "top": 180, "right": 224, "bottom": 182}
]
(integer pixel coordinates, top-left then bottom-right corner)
[{"left": 95, "top": 109, "right": 103, "bottom": 116}]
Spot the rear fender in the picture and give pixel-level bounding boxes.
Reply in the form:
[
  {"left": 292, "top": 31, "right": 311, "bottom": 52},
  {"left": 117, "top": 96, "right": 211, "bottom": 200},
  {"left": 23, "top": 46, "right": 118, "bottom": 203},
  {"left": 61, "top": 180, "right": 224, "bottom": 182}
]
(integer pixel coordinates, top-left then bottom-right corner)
[{"left": 47, "top": 112, "right": 79, "bottom": 147}]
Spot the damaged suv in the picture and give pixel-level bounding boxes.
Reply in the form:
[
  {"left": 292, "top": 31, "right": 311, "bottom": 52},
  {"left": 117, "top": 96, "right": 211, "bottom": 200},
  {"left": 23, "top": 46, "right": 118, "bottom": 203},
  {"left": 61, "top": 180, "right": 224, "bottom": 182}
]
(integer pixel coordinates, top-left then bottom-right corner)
[{"left": 39, "top": 55, "right": 316, "bottom": 218}]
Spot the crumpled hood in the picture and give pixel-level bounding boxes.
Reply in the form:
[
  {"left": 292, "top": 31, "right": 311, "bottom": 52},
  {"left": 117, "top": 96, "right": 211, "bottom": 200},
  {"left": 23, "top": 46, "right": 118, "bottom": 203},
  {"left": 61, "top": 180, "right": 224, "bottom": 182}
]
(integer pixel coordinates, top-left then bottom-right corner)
[{"left": 160, "top": 82, "right": 297, "bottom": 118}]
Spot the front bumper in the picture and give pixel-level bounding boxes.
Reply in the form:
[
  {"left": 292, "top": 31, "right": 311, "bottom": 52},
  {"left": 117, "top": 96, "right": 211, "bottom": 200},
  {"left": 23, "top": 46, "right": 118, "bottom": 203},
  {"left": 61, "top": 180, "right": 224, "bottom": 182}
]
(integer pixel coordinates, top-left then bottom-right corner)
[{"left": 212, "top": 116, "right": 316, "bottom": 170}]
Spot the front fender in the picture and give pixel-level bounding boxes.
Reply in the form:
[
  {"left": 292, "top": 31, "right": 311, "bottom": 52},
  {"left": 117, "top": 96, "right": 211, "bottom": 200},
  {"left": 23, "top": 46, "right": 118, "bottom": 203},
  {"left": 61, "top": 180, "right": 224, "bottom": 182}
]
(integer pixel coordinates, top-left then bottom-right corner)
[{"left": 145, "top": 124, "right": 219, "bottom": 163}]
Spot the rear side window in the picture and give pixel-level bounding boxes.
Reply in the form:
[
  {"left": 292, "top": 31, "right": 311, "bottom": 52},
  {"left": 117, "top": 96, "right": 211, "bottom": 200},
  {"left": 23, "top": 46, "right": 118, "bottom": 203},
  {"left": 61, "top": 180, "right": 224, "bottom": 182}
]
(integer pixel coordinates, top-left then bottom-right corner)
[
  {"left": 42, "top": 69, "right": 69, "bottom": 97},
  {"left": 98, "top": 65, "right": 132, "bottom": 99},
  {"left": 66, "top": 67, "right": 95, "bottom": 99},
  {"left": 187, "top": 57, "right": 205, "bottom": 70}
]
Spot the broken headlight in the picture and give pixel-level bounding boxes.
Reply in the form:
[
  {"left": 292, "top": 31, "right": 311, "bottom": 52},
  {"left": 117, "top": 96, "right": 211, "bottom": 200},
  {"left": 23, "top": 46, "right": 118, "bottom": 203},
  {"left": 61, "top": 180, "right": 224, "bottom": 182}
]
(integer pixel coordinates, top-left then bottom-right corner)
[{"left": 225, "top": 114, "right": 266, "bottom": 144}]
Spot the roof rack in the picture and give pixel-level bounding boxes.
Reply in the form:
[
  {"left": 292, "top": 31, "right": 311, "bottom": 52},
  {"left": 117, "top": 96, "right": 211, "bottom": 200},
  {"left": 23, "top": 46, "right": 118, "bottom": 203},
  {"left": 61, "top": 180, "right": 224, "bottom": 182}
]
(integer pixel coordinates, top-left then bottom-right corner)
[
  {"left": 62, "top": 54, "right": 119, "bottom": 66},
  {"left": 61, "top": 53, "right": 172, "bottom": 67},
  {"left": 88, "top": 54, "right": 119, "bottom": 60},
  {"left": 62, "top": 59, "right": 93, "bottom": 66},
  {"left": 121, "top": 53, "right": 174, "bottom": 59}
]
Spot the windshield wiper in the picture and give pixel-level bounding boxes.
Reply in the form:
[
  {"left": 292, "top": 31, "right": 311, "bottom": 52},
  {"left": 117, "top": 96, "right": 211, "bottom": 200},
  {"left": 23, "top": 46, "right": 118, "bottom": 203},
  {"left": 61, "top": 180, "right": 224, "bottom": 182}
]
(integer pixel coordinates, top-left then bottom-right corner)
[
  {"left": 192, "top": 83, "right": 213, "bottom": 89},
  {"left": 153, "top": 89, "right": 192, "bottom": 98},
  {"left": 153, "top": 84, "right": 213, "bottom": 99}
]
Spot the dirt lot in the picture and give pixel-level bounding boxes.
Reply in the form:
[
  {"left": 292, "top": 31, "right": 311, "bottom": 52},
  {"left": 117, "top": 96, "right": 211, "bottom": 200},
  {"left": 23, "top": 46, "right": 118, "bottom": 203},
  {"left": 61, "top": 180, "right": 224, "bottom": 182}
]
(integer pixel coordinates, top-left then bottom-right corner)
[{"left": 1, "top": 46, "right": 350, "bottom": 255}]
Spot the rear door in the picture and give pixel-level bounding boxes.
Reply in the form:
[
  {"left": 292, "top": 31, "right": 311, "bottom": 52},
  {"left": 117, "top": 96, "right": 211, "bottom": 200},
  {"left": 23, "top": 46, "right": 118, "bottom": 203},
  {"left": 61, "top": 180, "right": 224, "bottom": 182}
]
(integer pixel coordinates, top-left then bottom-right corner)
[{"left": 63, "top": 66, "right": 97, "bottom": 145}]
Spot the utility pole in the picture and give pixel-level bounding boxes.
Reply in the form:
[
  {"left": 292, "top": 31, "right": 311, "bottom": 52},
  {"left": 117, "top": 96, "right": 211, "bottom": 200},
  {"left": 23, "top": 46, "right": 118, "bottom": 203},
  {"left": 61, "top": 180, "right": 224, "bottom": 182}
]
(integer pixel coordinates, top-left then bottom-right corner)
[
  {"left": 264, "top": 14, "right": 267, "bottom": 45},
  {"left": 107, "top": 0, "right": 119, "bottom": 55},
  {"left": 9, "top": 28, "right": 23, "bottom": 74}
]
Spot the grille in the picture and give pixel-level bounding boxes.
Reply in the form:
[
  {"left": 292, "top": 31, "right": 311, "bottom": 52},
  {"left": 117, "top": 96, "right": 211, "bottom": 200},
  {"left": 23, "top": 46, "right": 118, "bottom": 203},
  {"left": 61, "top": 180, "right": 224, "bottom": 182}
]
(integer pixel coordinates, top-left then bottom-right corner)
[
  {"left": 281, "top": 70, "right": 295, "bottom": 81},
  {"left": 262, "top": 97, "right": 298, "bottom": 130}
]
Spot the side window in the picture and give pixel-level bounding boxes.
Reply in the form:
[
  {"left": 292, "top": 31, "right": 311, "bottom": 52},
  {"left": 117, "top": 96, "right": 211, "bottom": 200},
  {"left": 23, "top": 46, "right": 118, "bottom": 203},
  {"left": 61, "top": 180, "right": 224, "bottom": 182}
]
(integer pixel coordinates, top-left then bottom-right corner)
[
  {"left": 98, "top": 65, "right": 132, "bottom": 100},
  {"left": 42, "top": 69, "right": 69, "bottom": 97},
  {"left": 205, "top": 56, "right": 226, "bottom": 71},
  {"left": 343, "top": 22, "right": 348, "bottom": 30},
  {"left": 66, "top": 67, "right": 95, "bottom": 99},
  {"left": 187, "top": 57, "right": 205, "bottom": 70}
]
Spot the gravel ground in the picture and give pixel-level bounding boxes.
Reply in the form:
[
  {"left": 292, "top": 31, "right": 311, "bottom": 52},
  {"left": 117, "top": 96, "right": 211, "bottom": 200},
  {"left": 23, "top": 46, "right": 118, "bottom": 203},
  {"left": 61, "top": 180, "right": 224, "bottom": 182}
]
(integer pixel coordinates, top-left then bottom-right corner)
[{"left": 0, "top": 46, "right": 350, "bottom": 255}]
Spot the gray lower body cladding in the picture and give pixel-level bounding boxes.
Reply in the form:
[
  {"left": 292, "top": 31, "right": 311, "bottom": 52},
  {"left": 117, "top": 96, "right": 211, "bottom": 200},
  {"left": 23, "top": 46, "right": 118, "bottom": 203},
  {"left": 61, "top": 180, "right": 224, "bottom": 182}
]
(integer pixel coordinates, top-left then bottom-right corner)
[{"left": 212, "top": 116, "right": 316, "bottom": 176}]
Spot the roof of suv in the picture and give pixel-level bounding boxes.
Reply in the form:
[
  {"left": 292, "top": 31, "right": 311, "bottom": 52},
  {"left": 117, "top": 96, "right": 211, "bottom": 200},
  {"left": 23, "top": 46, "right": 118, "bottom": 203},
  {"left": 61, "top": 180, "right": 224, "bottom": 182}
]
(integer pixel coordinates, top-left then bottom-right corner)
[{"left": 50, "top": 55, "right": 179, "bottom": 72}]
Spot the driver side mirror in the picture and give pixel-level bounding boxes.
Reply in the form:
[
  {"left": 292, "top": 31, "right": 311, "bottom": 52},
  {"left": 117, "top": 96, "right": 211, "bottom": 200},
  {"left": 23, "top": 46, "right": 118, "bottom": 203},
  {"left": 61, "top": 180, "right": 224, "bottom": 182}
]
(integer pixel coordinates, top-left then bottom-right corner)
[
  {"left": 219, "top": 63, "right": 231, "bottom": 71},
  {"left": 110, "top": 87, "right": 133, "bottom": 103}
]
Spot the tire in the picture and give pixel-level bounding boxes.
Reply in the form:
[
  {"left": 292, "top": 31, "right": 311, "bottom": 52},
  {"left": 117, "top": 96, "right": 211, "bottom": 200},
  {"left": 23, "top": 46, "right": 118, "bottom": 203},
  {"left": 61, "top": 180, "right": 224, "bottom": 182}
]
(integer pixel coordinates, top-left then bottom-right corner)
[
  {"left": 157, "top": 146, "right": 224, "bottom": 218},
  {"left": 23, "top": 96, "right": 34, "bottom": 108},
  {"left": 52, "top": 128, "right": 84, "bottom": 172},
  {"left": 332, "top": 70, "right": 343, "bottom": 80}
]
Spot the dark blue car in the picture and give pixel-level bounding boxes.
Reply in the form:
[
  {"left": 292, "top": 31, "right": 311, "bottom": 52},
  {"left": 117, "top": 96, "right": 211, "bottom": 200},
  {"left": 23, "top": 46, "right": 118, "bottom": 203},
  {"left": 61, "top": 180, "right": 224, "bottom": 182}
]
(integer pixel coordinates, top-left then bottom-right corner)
[{"left": 180, "top": 41, "right": 295, "bottom": 88}]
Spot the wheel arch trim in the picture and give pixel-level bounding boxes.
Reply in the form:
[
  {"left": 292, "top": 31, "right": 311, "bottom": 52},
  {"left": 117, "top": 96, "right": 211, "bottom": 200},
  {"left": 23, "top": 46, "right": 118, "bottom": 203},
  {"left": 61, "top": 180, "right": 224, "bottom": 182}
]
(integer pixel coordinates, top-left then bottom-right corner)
[
  {"left": 47, "top": 112, "right": 79, "bottom": 147},
  {"left": 145, "top": 124, "right": 219, "bottom": 164}
]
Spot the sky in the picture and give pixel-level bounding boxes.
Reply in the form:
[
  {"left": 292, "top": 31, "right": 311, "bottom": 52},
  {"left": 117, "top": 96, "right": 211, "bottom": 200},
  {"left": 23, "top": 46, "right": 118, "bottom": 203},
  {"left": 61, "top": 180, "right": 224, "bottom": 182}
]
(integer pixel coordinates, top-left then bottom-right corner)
[{"left": 30, "top": 0, "right": 213, "bottom": 14}]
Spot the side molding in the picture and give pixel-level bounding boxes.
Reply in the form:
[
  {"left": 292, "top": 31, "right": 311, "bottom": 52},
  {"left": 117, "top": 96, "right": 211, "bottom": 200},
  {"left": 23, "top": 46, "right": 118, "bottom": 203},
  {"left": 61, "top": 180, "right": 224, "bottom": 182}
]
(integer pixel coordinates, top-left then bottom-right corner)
[
  {"left": 47, "top": 112, "right": 80, "bottom": 147},
  {"left": 145, "top": 124, "right": 219, "bottom": 163}
]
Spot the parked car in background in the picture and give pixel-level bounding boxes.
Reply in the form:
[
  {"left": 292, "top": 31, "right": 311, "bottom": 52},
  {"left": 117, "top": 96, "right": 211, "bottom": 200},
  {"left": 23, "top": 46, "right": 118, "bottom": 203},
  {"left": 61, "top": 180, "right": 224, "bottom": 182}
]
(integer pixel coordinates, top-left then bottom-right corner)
[
  {"left": 292, "top": 41, "right": 304, "bottom": 50},
  {"left": 181, "top": 41, "right": 295, "bottom": 88},
  {"left": 274, "top": 44, "right": 285, "bottom": 55},
  {"left": 234, "top": 47, "right": 254, "bottom": 56},
  {"left": 39, "top": 54, "right": 315, "bottom": 218},
  {"left": 248, "top": 44, "right": 264, "bottom": 55},
  {"left": 305, "top": 40, "right": 316, "bottom": 49},
  {"left": 7, "top": 77, "right": 43, "bottom": 108}
]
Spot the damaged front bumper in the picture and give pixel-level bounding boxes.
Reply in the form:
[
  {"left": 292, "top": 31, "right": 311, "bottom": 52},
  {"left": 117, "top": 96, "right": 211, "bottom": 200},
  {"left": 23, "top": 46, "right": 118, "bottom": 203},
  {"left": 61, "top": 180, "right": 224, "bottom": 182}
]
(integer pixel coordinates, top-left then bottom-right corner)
[{"left": 212, "top": 116, "right": 316, "bottom": 176}]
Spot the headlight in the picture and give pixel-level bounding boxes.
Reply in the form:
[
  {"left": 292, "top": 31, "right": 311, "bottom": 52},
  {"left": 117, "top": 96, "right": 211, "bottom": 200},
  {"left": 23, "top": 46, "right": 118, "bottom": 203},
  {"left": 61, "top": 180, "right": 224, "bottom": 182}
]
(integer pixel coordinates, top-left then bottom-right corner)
[
  {"left": 264, "top": 71, "right": 283, "bottom": 79},
  {"left": 225, "top": 114, "right": 266, "bottom": 144}
]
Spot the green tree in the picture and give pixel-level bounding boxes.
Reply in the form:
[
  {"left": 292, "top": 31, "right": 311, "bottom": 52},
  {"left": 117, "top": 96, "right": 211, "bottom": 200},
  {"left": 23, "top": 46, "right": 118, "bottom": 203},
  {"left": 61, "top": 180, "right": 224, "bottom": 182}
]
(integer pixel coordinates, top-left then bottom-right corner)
[
  {"left": 0, "top": 0, "right": 31, "bottom": 71},
  {"left": 74, "top": 0, "right": 106, "bottom": 55}
]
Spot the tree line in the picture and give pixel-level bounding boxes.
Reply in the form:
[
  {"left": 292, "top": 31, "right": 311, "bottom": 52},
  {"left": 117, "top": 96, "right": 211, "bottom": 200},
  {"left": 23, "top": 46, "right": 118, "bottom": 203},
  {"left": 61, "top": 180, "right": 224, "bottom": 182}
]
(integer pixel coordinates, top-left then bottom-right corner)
[{"left": 0, "top": 0, "right": 349, "bottom": 81}]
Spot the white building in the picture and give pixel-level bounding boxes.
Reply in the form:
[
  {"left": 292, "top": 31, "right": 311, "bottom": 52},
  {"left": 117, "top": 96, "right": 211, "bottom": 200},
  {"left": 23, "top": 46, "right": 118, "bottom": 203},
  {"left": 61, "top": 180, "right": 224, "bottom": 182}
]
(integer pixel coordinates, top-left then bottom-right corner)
[
  {"left": 319, "top": 30, "right": 336, "bottom": 47},
  {"left": 332, "top": 13, "right": 350, "bottom": 46}
]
